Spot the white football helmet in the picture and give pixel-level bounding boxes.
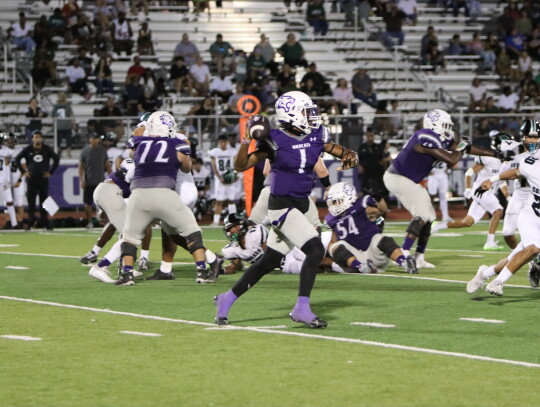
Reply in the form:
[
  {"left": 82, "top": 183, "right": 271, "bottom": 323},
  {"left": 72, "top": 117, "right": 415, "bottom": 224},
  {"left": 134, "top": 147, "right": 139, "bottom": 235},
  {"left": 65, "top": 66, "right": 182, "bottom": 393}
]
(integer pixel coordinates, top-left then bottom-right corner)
[
  {"left": 326, "top": 182, "right": 358, "bottom": 216},
  {"left": 275, "top": 91, "right": 321, "bottom": 136},
  {"left": 145, "top": 110, "right": 177, "bottom": 138},
  {"left": 423, "top": 109, "right": 453, "bottom": 136}
]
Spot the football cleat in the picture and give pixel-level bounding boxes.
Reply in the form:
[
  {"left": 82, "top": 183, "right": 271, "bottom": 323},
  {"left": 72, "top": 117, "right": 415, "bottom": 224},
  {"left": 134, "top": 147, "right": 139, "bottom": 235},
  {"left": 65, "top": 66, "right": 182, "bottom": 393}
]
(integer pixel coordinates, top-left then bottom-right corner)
[
  {"left": 289, "top": 312, "right": 328, "bottom": 328},
  {"left": 483, "top": 242, "right": 503, "bottom": 251},
  {"left": 430, "top": 221, "right": 442, "bottom": 234},
  {"left": 358, "top": 259, "right": 377, "bottom": 274},
  {"left": 466, "top": 265, "right": 488, "bottom": 294},
  {"left": 80, "top": 250, "right": 98, "bottom": 264},
  {"left": 138, "top": 257, "right": 149, "bottom": 271},
  {"left": 528, "top": 261, "right": 540, "bottom": 288},
  {"left": 214, "top": 293, "right": 235, "bottom": 325},
  {"left": 406, "top": 256, "right": 418, "bottom": 274},
  {"left": 146, "top": 270, "right": 176, "bottom": 280},
  {"left": 132, "top": 269, "right": 143, "bottom": 278},
  {"left": 88, "top": 265, "right": 115, "bottom": 283},
  {"left": 115, "top": 272, "right": 135, "bottom": 286},
  {"left": 215, "top": 316, "right": 228, "bottom": 326},
  {"left": 196, "top": 267, "right": 217, "bottom": 283},
  {"left": 485, "top": 280, "right": 503, "bottom": 296},
  {"left": 415, "top": 257, "right": 435, "bottom": 268},
  {"left": 208, "top": 255, "right": 224, "bottom": 281}
]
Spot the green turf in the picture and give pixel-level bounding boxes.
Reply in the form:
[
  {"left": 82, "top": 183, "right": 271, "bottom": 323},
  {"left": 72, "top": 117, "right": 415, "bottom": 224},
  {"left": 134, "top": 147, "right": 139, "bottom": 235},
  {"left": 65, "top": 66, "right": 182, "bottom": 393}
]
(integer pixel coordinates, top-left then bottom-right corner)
[{"left": 1, "top": 224, "right": 539, "bottom": 407}]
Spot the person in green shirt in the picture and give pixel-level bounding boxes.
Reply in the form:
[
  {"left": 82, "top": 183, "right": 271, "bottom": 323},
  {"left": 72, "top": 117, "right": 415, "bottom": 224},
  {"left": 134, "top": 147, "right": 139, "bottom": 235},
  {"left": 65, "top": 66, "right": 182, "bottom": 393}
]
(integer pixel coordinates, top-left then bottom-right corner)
[{"left": 277, "top": 33, "right": 308, "bottom": 68}]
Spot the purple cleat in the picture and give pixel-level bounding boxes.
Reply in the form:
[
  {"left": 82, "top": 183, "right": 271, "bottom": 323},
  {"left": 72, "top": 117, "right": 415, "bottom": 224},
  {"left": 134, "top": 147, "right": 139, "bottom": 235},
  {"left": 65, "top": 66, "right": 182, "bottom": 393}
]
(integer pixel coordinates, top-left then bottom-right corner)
[
  {"left": 289, "top": 306, "right": 328, "bottom": 329},
  {"left": 214, "top": 290, "right": 238, "bottom": 326}
]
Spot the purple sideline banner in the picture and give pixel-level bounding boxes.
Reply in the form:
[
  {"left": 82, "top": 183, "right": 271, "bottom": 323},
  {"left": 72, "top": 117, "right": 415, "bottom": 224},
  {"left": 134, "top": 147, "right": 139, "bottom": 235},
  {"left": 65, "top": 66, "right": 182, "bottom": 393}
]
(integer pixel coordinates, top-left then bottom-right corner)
[{"left": 46, "top": 161, "right": 362, "bottom": 209}]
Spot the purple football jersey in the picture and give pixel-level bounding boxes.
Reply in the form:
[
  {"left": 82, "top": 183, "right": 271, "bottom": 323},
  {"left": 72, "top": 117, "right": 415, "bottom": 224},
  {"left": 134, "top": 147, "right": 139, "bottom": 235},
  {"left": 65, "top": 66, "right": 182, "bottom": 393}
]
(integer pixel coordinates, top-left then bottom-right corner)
[
  {"left": 325, "top": 195, "right": 380, "bottom": 251},
  {"left": 128, "top": 136, "right": 191, "bottom": 189},
  {"left": 392, "top": 129, "right": 454, "bottom": 183},
  {"left": 259, "top": 126, "right": 330, "bottom": 198}
]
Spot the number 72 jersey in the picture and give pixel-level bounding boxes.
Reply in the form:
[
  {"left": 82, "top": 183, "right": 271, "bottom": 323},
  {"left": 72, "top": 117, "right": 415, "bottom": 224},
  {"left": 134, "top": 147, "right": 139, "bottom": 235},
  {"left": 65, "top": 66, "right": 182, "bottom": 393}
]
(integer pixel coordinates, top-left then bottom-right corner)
[{"left": 259, "top": 126, "right": 331, "bottom": 199}]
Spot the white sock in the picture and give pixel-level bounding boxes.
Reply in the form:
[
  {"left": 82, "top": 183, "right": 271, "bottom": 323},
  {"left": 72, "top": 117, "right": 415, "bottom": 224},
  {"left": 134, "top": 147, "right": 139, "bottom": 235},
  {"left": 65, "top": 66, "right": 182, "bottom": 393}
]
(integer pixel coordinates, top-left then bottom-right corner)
[
  {"left": 92, "top": 245, "right": 102, "bottom": 255},
  {"left": 7, "top": 205, "right": 17, "bottom": 226},
  {"left": 439, "top": 193, "right": 449, "bottom": 220},
  {"left": 213, "top": 214, "right": 220, "bottom": 223},
  {"left": 486, "top": 234, "right": 495, "bottom": 245},
  {"left": 140, "top": 249, "right": 149, "bottom": 260},
  {"left": 493, "top": 266, "right": 513, "bottom": 284},
  {"left": 228, "top": 203, "right": 237, "bottom": 214},
  {"left": 104, "top": 240, "right": 122, "bottom": 263},
  {"left": 205, "top": 249, "right": 217, "bottom": 263},
  {"left": 160, "top": 261, "right": 173, "bottom": 273},
  {"left": 481, "top": 265, "right": 497, "bottom": 279}
]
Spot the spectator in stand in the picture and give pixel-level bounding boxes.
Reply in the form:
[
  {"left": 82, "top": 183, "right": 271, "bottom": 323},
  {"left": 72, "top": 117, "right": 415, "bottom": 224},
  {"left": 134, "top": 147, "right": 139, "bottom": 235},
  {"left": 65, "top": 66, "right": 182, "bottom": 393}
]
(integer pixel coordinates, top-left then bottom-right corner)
[
  {"left": 276, "top": 63, "right": 296, "bottom": 96},
  {"left": 496, "top": 48, "right": 518, "bottom": 81},
  {"left": 131, "top": 0, "right": 149, "bottom": 15},
  {"left": 284, "top": 0, "right": 305, "bottom": 13},
  {"left": 306, "top": 0, "right": 329, "bottom": 36},
  {"left": 174, "top": 33, "right": 199, "bottom": 67},
  {"left": 515, "top": 9, "right": 533, "bottom": 39},
  {"left": 25, "top": 97, "right": 47, "bottom": 143},
  {"left": 137, "top": 86, "right": 161, "bottom": 114},
  {"left": 528, "top": 25, "right": 540, "bottom": 61},
  {"left": 278, "top": 33, "right": 308, "bottom": 68},
  {"left": 247, "top": 49, "right": 266, "bottom": 76},
  {"left": 210, "top": 34, "right": 234, "bottom": 74},
  {"left": 469, "top": 77, "right": 487, "bottom": 112},
  {"left": 517, "top": 49, "right": 533, "bottom": 80},
  {"left": 99, "top": 97, "right": 124, "bottom": 140},
  {"left": 372, "top": 100, "right": 393, "bottom": 138},
  {"left": 468, "top": 0, "right": 481, "bottom": 21},
  {"left": 137, "top": 21, "right": 154, "bottom": 55},
  {"left": 425, "top": 43, "right": 445, "bottom": 72},
  {"left": 505, "top": 27, "right": 526, "bottom": 60},
  {"left": 497, "top": 86, "right": 520, "bottom": 112},
  {"left": 66, "top": 57, "right": 89, "bottom": 97},
  {"left": 451, "top": 0, "right": 469, "bottom": 18},
  {"left": 210, "top": 70, "right": 234, "bottom": 103},
  {"left": 333, "top": 78, "right": 355, "bottom": 114},
  {"left": 111, "top": 12, "right": 133, "bottom": 55},
  {"left": 445, "top": 34, "right": 466, "bottom": 56},
  {"left": 380, "top": 2, "right": 406, "bottom": 50},
  {"left": 187, "top": 97, "right": 215, "bottom": 135},
  {"left": 397, "top": 0, "right": 417, "bottom": 26},
  {"left": 51, "top": 92, "right": 75, "bottom": 158},
  {"left": 32, "top": 37, "right": 58, "bottom": 88},
  {"left": 16, "top": 130, "right": 59, "bottom": 230},
  {"left": 71, "top": 14, "right": 94, "bottom": 51},
  {"left": 227, "top": 82, "right": 247, "bottom": 108},
  {"left": 77, "top": 47, "right": 93, "bottom": 76},
  {"left": 94, "top": 0, "right": 113, "bottom": 31},
  {"left": 189, "top": 55, "right": 211, "bottom": 97},
  {"left": 94, "top": 56, "right": 114, "bottom": 96},
  {"left": 220, "top": 103, "right": 240, "bottom": 134},
  {"left": 389, "top": 99, "right": 402, "bottom": 134},
  {"left": 62, "top": 0, "right": 80, "bottom": 26},
  {"left": 141, "top": 68, "right": 157, "bottom": 94},
  {"left": 170, "top": 56, "right": 192, "bottom": 95},
  {"left": 48, "top": 8, "right": 68, "bottom": 40},
  {"left": 420, "top": 26, "right": 438, "bottom": 63},
  {"left": 498, "top": 6, "right": 516, "bottom": 38},
  {"left": 300, "top": 62, "right": 327, "bottom": 95},
  {"left": 468, "top": 32, "right": 483, "bottom": 55},
  {"left": 33, "top": 15, "right": 51, "bottom": 49},
  {"left": 243, "top": 69, "right": 265, "bottom": 102},
  {"left": 351, "top": 66, "right": 377, "bottom": 108},
  {"left": 483, "top": 96, "right": 500, "bottom": 116},
  {"left": 9, "top": 12, "right": 36, "bottom": 56},
  {"left": 232, "top": 50, "right": 248, "bottom": 83},
  {"left": 254, "top": 34, "right": 278, "bottom": 76},
  {"left": 122, "top": 75, "right": 144, "bottom": 116},
  {"left": 125, "top": 55, "right": 145, "bottom": 83},
  {"left": 486, "top": 32, "right": 501, "bottom": 57},
  {"left": 518, "top": 71, "right": 537, "bottom": 106},
  {"left": 480, "top": 41, "right": 496, "bottom": 73}
]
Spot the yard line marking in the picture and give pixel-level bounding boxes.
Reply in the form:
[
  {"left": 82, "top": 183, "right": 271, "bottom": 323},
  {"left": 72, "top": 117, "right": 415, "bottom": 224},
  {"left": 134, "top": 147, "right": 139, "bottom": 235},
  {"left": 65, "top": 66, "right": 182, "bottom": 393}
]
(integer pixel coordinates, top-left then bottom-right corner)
[
  {"left": 205, "top": 325, "right": 288, "bottom": 330},
  {"left": 5, "top": 266, "right": 30, "bottom": 270},
  {"left": 0, "top": 244, "right": 19, "bottom": 247},
  {"left": 351, "top": 322, "right": 395, "bottom": 328},
  {"left": 1, "top": 335, "right": 42, "bottom": 341},
  {"left": 120, "top": 331, "right": 162, "bottom": 337},
  {"left": 1, "top": 295, "right": 539, "bottom": 369},
  {"left": 460, "top": 318, "right": 506, "bottom": 324},
  {"left": 458, "top": 255, "right": 484, "bottom": 258}
]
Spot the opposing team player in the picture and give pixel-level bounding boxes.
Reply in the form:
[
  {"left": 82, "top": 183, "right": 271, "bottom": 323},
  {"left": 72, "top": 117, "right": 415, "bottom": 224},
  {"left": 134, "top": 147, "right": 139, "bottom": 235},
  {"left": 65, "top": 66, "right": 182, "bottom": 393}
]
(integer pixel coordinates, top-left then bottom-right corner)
[
  {"left": 431, "top": 131, "right": 519, "bottom": 250},
  {"left": 0, "top": 133, "right": 21, "bottom": 229},
  {"left": 117, "top": 111, "right": 218, "bottom": 286},
  {"left": 383, "top": 109, "right": 496, "bottom": 269},
  {"left": 427, "top": 160, "right": 451, "bottom": 222},
  {"left": 467, "top": 119, "right": 540, "bottom": 296},
  {"left": 214, "top": 91, "right": 358, "bottom": 328},
  {"left": 325, "top": 182, "right": 416, "bottom": 274}
]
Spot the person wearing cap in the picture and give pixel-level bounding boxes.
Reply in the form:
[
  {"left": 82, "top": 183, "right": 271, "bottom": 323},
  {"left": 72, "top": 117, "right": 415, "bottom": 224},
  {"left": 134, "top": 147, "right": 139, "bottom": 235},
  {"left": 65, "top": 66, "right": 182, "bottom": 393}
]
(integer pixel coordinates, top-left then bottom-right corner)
[
  {"left": 15, "top": 130, "right": 59, "bottom": 230},
  {"left": 79, "top": 134, "right": 112, "bottom": 229}
]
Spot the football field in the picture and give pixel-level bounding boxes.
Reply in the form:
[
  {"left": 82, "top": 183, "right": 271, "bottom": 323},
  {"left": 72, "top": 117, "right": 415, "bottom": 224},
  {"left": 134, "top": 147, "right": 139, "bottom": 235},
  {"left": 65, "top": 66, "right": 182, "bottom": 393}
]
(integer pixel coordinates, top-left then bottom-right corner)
[{"left": 1, "top": 223, "right": 539, "bottom": 407}]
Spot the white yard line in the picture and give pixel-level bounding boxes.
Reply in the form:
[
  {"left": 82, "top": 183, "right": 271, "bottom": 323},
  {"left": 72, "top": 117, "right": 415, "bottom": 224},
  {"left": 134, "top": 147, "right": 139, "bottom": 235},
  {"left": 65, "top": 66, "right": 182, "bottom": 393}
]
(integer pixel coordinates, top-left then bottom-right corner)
[
  {"left": 4, "top": 266, "right": 30, "bottom": 270},
  {"left": 351, "top": 322, "right": 396, "bottom": 328},
  {"left": 1, "top": 335, "right": 42, "bottom": 341},
  {"left": 460, "top": 318, "right": 506, "bottom": 324},
  {"left": 119, "top": 330, "right": 162, "bottom": 337},
  {"left": 1, "top": 295, "right": 539, "bottom": 369}
]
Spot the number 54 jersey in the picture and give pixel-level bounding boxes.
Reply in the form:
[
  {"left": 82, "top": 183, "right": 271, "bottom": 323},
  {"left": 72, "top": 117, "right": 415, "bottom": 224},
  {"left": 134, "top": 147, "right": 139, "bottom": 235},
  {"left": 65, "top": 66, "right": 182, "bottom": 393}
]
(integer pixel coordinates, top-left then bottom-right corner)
[{"left": 258, "top": 126, "right": 331, "bottom": 199}]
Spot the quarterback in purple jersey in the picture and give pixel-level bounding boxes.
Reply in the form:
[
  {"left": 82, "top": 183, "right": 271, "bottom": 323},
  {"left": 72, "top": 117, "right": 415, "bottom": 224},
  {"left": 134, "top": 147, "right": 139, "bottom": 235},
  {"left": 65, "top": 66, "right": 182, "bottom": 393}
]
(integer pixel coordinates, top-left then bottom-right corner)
[
  {"left": 214, "top": 91, "right": 358, "bottom": 328},
  {"left": 325, "top": 182, "right": 416, "bottom": 274},
  {"left": 383, "top": 108, "right": 496, "bottom": 270},
  {"left": 117, "top": 111, "right": 216, "bottom": 286}
]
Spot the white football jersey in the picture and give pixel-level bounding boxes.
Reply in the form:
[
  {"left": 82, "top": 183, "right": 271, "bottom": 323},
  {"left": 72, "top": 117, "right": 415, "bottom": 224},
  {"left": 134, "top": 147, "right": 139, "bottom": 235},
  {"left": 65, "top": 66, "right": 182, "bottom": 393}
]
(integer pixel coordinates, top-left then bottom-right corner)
[
  {"left": 208, "top": 147, "right": 237, "bottom": 177},
  {"left": 431, "top": 160, "right": 448, "bottom": 175},
  {"left": 8, "top": 146, "right": 22, "bottom": 184},
  {"left": 473, "top": 156, "right": 503, "bottom": 189},
  {"left": 221, "top": 224, "right": 269, "bottom": 263},
  {"left": 0, "top": 146, "right": 13, "bottom": 185},
  {"left": 118, "top": 158, "right": 135, "bottom": 184},
  {"left": 192, "top": 165, "right": 211, "bottom": 190},
  {"left": 517, "top": 150, "right": 540, "bottom": 210},
  {"left": 107, "top": 147, "right": 123, "bottom": 172}
]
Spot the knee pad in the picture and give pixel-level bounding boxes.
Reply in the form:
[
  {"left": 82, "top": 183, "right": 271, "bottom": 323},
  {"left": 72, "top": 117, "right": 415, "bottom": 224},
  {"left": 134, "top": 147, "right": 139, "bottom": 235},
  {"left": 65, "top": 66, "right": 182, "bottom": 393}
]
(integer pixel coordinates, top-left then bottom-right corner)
[
  {"left": 406, "top": 216, "right": 425, "bottom": 236},
  {"left": 330, "top": 243, "right": 355, "bottom": 268},
  {"left": 419, "top": 221, "right": 432, "bottom": 239},
  {"left": 300, "top": 236, "right": 325, "bottom": 258},
  {"left": 121, "top": 241, "right": 137, "bottom": 259},
  {"left": 377, "top": 236, "right": 400, "bottom": 257},
  {"left": 185, "top": 231, "right": 205, "bottom": 253}
]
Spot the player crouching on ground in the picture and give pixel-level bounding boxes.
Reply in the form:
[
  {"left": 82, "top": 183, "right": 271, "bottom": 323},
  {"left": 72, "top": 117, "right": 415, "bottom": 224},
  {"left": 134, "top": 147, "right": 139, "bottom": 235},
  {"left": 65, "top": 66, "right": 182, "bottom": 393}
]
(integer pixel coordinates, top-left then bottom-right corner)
[{"left": 326, "top": 182, "right": 417, "bottom": 274}]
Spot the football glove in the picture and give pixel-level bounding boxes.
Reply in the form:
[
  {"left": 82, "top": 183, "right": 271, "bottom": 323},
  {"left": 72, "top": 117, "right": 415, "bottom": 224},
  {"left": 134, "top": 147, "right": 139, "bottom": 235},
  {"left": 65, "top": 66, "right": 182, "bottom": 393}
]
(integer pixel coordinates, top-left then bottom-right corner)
[
  {"left": 474, "top": 186, "right": 487, "bottom": 198},
  {"left": 494, "top": 149, "right": 516, "bottom": 162},
  {"left": 463, "top": 188, "right": 473, "bottom": 199},
  {"left": 222, "top": 169, "right": 237, "bottom": 185},
  {"left": 456, "top": 137, "right": 472, "bottom": 154}
]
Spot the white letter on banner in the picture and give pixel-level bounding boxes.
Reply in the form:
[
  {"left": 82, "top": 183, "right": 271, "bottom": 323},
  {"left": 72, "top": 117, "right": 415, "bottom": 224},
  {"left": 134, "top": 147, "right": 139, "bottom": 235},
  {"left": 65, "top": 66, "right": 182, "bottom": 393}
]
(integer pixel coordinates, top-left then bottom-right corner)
[{"left": 63, "top": 167, "right": 83, "bottom": 205}]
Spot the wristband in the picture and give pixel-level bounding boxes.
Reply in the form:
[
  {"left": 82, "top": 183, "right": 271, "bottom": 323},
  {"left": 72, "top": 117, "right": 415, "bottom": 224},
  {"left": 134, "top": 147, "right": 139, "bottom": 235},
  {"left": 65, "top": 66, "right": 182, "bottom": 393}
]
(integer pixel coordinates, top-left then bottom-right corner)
[
  {"left": 241, "top": 138, "right": 251, "bottom": 145},
  {"left": 319, "top": 175, "right": 331, "bottom": 188},
  {"left": 489, "top": 174, "right": 500, "bottom": 183}
]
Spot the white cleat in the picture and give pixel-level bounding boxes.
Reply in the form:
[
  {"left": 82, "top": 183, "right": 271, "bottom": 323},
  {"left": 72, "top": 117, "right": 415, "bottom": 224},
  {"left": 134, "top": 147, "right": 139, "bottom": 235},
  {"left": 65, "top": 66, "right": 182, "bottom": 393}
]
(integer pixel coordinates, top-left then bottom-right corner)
[
  {"left": 466, "top": 265, "right": 488, "bottom": 294},
  {"left": 486, "top": 280, "right": 504, "bottom": 296},
  {"left": 431, "top": 221, "right": 443, "bottom": 234},
  {"left": 483, "top": 242, "right": 503, "bottom": 251},
  {"left": 416, "top": 258, "right": 435, "bottom": 268},
  {"left": 89, "top": 265, "right": 116, "bottom": 283},
  {"left": 132, "top": 269, "right": 143, "bottom": 278}
]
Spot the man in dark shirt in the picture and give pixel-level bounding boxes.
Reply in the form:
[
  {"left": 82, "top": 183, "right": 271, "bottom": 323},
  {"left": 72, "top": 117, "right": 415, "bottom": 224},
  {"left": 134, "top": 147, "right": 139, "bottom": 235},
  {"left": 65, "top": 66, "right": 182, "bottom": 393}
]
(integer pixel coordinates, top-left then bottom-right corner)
[
  {"left": 357, "top": 127, "right": 388, "bottom": 202},
  {"left": 380, "top": 2, "right": 406, "bottom": 49},
  {"left": 300, "top": 63, "right": 327, "bottom": 95},
  {"left": 16, "top": 130, "right": 59, "bottom": 229},
  {"left": 99, "top": 97, "right": 124, "bottom": 140}
]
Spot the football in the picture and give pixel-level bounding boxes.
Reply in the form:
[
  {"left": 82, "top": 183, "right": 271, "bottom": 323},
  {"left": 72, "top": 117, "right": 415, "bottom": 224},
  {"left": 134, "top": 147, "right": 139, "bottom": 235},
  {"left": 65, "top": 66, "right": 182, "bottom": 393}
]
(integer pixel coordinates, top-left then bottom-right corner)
[{"left": 248, "top": 115, "right": 271, "bottom": 141}]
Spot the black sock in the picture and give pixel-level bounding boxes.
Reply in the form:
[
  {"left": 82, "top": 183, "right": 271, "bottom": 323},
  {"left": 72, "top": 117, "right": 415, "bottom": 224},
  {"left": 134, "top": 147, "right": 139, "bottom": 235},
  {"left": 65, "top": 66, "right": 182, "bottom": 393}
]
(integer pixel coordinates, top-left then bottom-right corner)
[
  {"left": 298, "top": 237, "right": 325, "bottom": 297},
  {"left": 231, "top": 247, "right": 284, "bottom": 297}
]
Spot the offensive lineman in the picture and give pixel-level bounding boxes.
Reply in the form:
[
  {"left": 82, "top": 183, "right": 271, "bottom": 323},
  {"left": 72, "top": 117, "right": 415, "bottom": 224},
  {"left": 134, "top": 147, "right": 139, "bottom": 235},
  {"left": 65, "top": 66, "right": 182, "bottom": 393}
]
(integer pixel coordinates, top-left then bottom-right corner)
[{"left": 214, "top": 91, "right": 359, "bottom": 328}]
